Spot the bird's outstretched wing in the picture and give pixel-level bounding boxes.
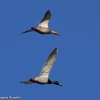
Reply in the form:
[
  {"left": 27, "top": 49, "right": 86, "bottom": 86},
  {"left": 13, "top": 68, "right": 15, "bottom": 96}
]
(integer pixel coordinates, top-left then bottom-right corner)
[
  {"left": 22, "top": 29, "right": 34, "bottom": 34},
  {"left": 39, "top": 10, "right": 51, "bottom": 28},
  {"left": 20, "top": 80, "right": 33, "bottom": 84},
  {"left": 39, "top": 48, "right": 58, "bottom": 78}
]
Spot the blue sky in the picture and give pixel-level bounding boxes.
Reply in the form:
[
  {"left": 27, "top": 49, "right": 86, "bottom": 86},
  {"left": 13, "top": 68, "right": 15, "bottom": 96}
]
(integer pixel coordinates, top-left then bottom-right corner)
[{"left": 0, "top": 0, "right": 100, "bottom": 100}]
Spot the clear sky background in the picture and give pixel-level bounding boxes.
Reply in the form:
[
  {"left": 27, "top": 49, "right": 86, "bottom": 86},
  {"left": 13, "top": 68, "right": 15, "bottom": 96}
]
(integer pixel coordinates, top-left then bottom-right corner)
[{"left": 0, "top": 0, "right": 100, "bottom": 100}]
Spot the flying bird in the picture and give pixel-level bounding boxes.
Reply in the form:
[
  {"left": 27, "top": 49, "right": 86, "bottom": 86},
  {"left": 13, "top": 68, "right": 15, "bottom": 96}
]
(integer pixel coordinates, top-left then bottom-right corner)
[
  {"left": 22, "top": 10, "right": 60, "bottom": 36},
  {"left": 20, "top": 48, "right": 62, "bottom": 86}
]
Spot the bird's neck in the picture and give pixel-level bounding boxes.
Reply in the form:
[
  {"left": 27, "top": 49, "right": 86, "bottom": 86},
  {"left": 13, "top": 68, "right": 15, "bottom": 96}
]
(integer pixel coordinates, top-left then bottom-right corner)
[{"left": 47, "top": 79, "right": 52, "bottom": 84}]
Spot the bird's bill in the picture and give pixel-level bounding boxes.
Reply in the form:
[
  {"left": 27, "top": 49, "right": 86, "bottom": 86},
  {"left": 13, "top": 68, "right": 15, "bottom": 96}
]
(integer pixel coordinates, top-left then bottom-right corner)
[
  {"left": 59, "top": 83, "right": 63, "bottom": 86},
  {"left": 57, "top": 33, "right": 61, "bottom": 36}
]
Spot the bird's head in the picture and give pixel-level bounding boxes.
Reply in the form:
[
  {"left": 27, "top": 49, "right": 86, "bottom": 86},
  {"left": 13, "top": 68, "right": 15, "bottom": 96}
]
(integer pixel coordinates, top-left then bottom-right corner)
[{"left": 52, "top": 81, "right": 62, "bottom": 86}]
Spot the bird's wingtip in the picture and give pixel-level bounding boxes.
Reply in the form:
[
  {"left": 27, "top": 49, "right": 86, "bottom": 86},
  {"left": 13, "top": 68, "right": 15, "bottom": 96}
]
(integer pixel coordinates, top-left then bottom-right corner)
[
  {"left": 55, "top": 48, "right": 58, "bottom": 50},
  {"left": 54, "top": 48, "right": 58, "bottom": 52},
  {"left": 47, "top": 10, "right": 51, "bottom": 13},
  {"left": 48, "top": 10, "right": 50, "bottom": 12}
]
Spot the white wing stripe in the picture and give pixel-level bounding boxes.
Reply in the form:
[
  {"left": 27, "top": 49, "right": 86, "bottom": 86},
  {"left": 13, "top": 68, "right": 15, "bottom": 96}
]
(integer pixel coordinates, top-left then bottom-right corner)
[{"left": 39, "top": 20, "right": 49, "bottom": 28}]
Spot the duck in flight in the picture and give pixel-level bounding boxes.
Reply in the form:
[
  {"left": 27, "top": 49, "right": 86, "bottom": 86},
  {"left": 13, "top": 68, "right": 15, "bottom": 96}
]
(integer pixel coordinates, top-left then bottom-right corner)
[
  {"left": 22, "top": 10, "right": 60, "bottom": 36},
  {"left": 20, "top": 48, "right": 62, "bottom": 86}
]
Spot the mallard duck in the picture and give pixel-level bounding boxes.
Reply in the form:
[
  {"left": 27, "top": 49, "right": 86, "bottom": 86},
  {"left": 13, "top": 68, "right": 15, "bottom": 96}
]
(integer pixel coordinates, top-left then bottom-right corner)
[
  {"left": 22, "top": 10, "right": 60, "bottom": 36},
  {"left": 20, "top": 48, "right": 62, "bottom": 86}
]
